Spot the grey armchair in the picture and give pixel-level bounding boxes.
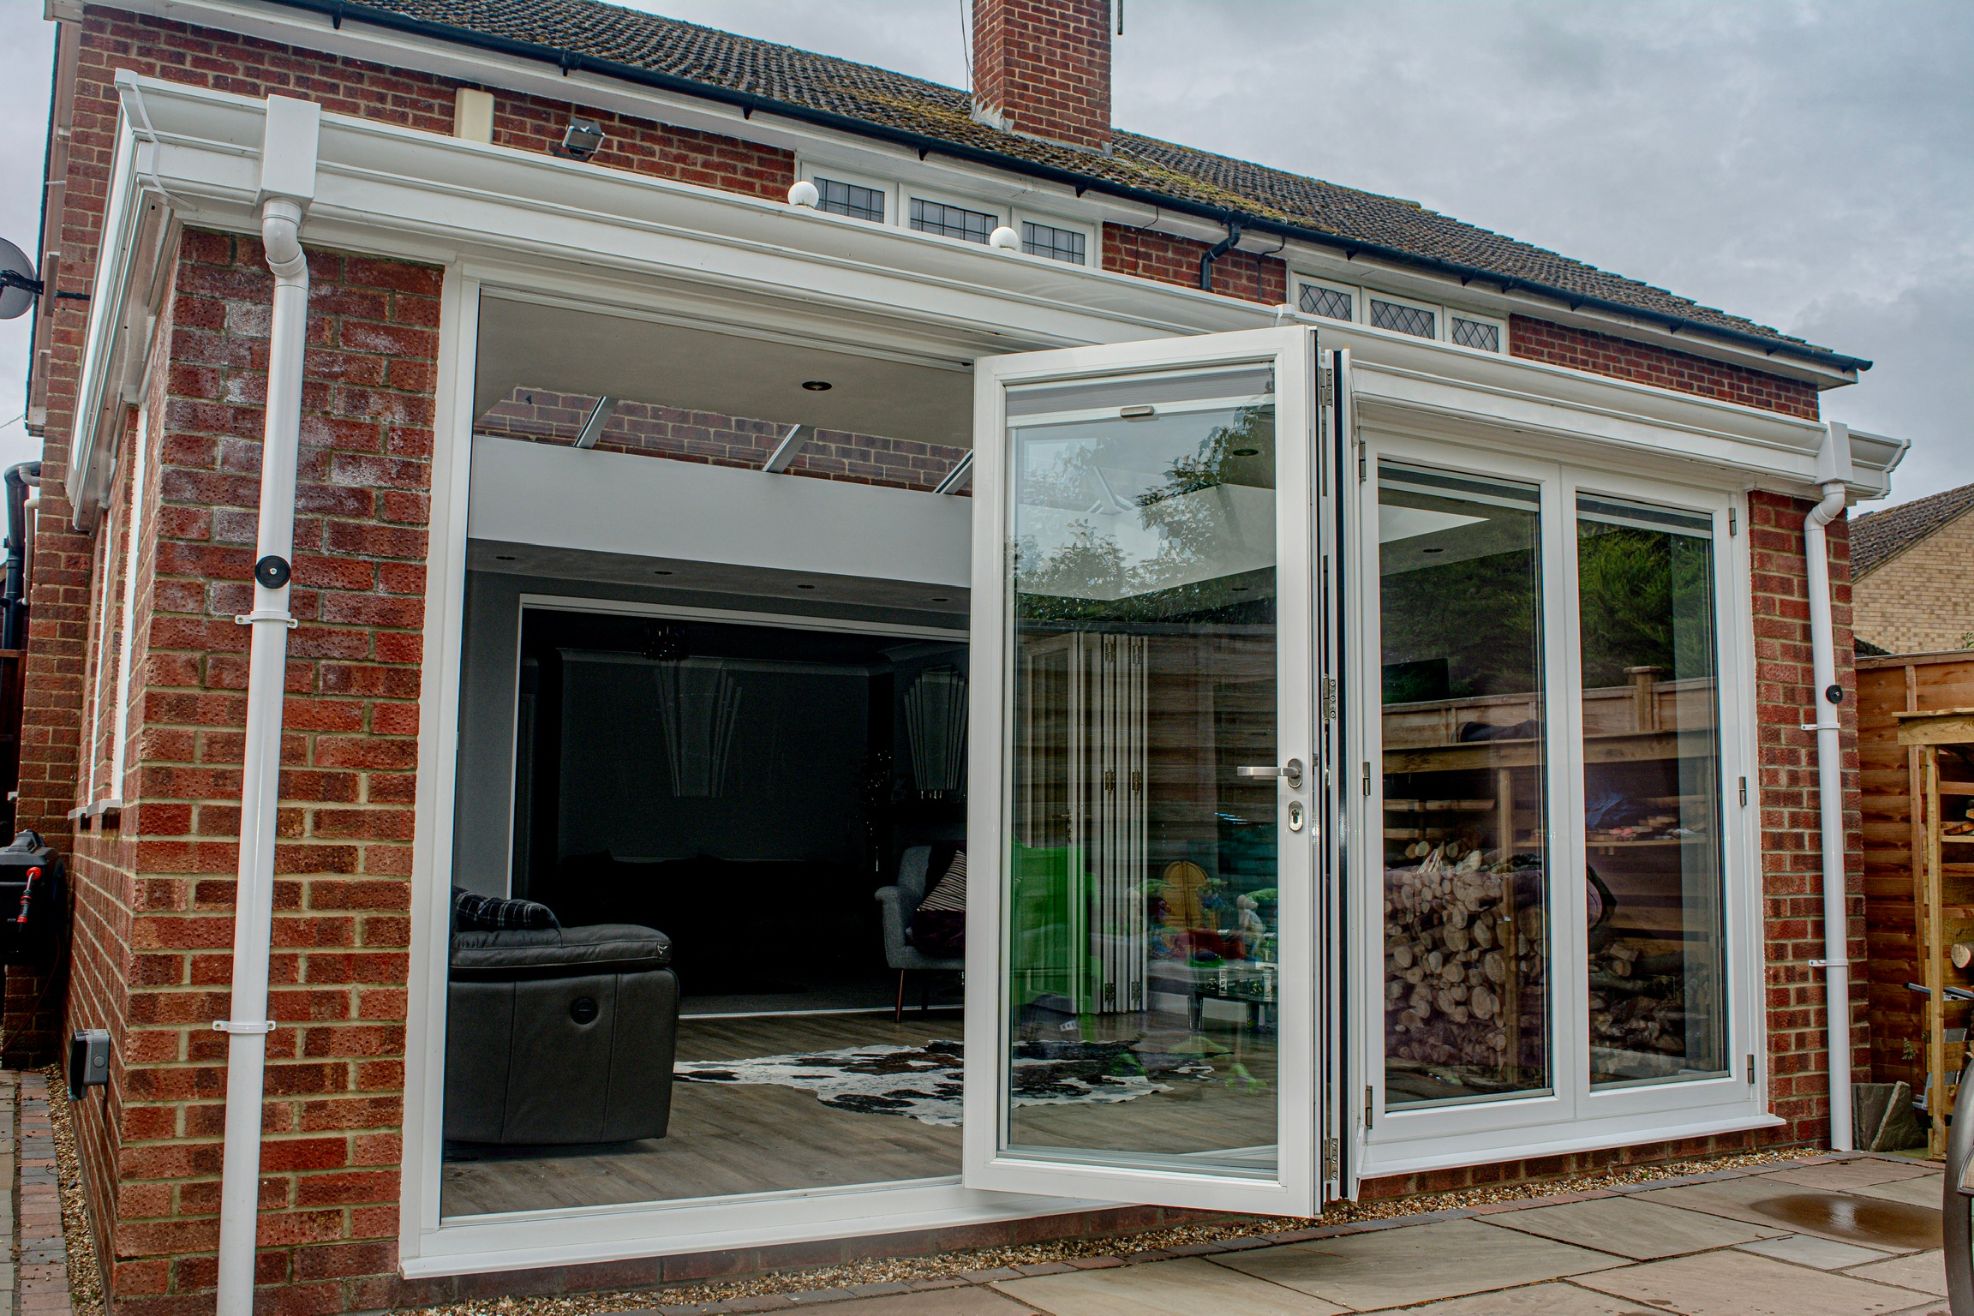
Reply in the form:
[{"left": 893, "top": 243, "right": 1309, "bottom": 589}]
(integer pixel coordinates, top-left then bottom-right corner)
[
  {"left": 445, "top": 922, "right": 679, "bottom": 1145},
  {"left": 874, "top": 845, "right": 964, "bottom": 1021}
]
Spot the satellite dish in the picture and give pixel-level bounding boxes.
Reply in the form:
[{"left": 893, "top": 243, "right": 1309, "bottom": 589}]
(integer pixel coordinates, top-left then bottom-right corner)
[{"left": 0, "top": 239, "right": 41, "bottom": 321}]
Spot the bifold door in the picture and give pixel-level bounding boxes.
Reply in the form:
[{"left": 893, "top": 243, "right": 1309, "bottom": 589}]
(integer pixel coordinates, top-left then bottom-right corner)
[{"left": 963, "top": 327, "right": 1323, "bottom": 1215}]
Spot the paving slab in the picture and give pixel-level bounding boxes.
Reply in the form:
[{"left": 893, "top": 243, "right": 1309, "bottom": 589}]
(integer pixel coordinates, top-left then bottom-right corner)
[
  {"left": 1766, "top": 1159, "right": 1940, "bottom": 1191},
  {"left": 1735, "top": 1231, "right": 1893, "bottom": 1269},
  {"left": 793, "top": 1290, "right": 1041, "bottom": 1315},
  {"left": 1357, "top": 1280, "right": 1664, "bottom": 1314},
  {"left": 1572, "top": 1250, "right": 1923, "bottom": 1316},
  {"left": 1854, "top": 1175, "right": 1951, "bottom": 1209},
  {"left": 1213, "top": 1217, "right": 1624, "bottom": 1310},
  {"left": 1632, "top": 1175, "right": 1941, "bottom": 1252},
  {"left": 1847, "top": 1250, "right": 1949, "bottom": 1298},
  {"left": 993, "top": 1256, "right": 1346, "bottom": 1316},
  {"left": 1482, "top": 1194, "right": 1785, "bottom": 1259}
]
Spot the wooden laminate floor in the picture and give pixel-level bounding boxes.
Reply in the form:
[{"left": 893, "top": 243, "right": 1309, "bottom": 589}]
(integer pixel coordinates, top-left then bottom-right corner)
[{"left": 440, "top": 1007, "right": 1281, "bottom": 1219}]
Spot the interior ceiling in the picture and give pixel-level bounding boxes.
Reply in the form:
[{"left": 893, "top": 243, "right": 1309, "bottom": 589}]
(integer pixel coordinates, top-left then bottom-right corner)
[
  {"left": 469, "top": 539, "right": 970, "bottom": 622},
  {"left": 474, "top": 295, "right": 975, "bottom": 447}
]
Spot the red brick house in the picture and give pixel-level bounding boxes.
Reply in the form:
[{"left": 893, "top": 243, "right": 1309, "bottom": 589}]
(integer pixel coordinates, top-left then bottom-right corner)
[{"left": 5, "top": 0, "right": 1909, "bottom": 1311}]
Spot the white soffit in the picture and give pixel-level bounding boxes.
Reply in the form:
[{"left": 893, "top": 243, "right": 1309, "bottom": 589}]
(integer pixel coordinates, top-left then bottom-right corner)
[{"left": 473, "top": 295, "right": 972, "bottom": 447}]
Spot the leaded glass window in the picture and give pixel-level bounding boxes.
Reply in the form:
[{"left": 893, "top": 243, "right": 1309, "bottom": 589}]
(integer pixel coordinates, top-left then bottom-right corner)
[
  {"left": 816, "top": 177, "right": 886, "bottom": 223},
  {"left": 1021, "top": 220, "right": 1087, "bottom": 264},
  {"left": 1451, "top": 316, "right": 1503, "bottom": 353},
  {"left": 1298, "top": 283, "right": 1354, "bottom": 321},
  {"left": 1370, "top": 298, "right": 1437, "bottom": 339},
  {"left": 911, "top": 198, "right": 997, "bottom": 244}
]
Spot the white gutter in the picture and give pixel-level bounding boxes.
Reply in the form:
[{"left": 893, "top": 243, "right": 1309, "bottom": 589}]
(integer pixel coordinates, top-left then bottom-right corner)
[
  {"left": 214, "top": 94, "right": 320, "bottom": 1316},
  {"left": 1805, "top": 420, "right": 1853, "bottom": 1152}
]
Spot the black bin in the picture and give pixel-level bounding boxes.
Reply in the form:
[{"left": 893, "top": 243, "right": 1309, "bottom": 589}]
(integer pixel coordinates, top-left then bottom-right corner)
[{"left": 0, "top": 831, "right": 63, "bottom": 965}]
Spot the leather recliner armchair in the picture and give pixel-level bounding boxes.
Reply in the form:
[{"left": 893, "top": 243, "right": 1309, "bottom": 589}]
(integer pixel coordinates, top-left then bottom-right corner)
[{"left": 444, "top": 922, "right": 680, "bottom": 1145}]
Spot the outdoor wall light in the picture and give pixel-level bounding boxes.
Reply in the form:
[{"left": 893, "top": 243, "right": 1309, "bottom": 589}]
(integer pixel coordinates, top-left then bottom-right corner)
[
  {"left": 787, "top": 179, "right": 820, "bottom": 208},
  {"left": 555, "top": 116, "right": 606, "bottom": 161},
  {"left": 988, "top": 225, "right": 1020, "bottom": 252}
]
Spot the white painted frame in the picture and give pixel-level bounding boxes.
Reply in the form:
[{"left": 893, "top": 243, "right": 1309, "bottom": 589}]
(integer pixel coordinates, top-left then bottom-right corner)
[
  {"left": 1010, "top": 210, "right": 1097, "bottom": 268},
  {"left": 962, "top": 326, "right": 1324, "bottom": 1216},
  {"left": 1349, "top": 427, "right": 1774, "bottom": 1177},
  {"left": 795, "top": 159, "right": 901, "bottom": 227},
  {"left": 1293, "top": 274, "right": 1359, "bottom": 325},
  {"left": 1291, "top": 271, "right": 1512, "bottom": 356}
]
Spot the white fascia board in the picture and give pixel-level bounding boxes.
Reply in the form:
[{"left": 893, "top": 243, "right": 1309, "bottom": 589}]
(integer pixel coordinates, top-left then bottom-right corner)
[
  {"left": 91, "top": 0, "right": 1857, "bottom": 389},
  {"left": 112, "top": 76, "right": 1898, "bottom": 503}
]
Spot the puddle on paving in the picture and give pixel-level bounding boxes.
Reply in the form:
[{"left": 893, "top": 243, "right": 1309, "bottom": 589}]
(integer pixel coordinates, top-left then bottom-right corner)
[{"left": 1751, "top": 1192, "right": 1942, "bottom": 1250}]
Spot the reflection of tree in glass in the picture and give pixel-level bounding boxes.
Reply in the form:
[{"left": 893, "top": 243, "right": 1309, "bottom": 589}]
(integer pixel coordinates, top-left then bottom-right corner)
[
  {"left": 1577, "top": 524, "right": 1713, "bottom": 686},
  {"left": 1015, "top": 406, "right": 1273, "bottom": 623}
]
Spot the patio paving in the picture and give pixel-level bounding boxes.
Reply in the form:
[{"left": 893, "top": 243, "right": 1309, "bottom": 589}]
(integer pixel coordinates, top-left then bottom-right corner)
[{"left": 671, "top": 1153, "right": 1957, "bottom": 1315}]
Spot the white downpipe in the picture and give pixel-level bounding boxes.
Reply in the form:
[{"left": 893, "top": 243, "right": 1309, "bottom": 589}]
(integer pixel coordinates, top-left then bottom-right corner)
[
  {"left": 213, "top": 191, "right": 311, "bottom": 1316},
  {"left": 1804, "top": 473, "right": 1852, "bottom": 1152}
]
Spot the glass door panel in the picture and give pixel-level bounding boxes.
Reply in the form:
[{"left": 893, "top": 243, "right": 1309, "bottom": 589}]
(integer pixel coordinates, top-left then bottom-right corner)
[
  {"left": 966, "top": 329, "right": 1318, "bottom": 1215},
  {"left": 1377, "top": 464, "right": 1551, "bottom": 1107},
  {"left": 1575, "top": 495, "right": 1727, "bottom": 1087}
]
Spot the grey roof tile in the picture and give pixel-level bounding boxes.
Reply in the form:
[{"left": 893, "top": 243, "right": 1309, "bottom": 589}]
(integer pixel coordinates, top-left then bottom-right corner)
[
  {"left": 1851, "top": 481, "right": 1974, "bottom": 576},
  {"left": 316, "top": 0, "right": 1856, "bottom": 363}
]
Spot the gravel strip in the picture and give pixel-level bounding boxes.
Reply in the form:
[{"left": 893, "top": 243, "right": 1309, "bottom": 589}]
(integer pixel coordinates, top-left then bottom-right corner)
[
  {"left": 396, "top": 1145, "right": 1826, "bottom": 1316},
  {"left": 41, "top": 1065, "right": 108, "bottom": 1316}
]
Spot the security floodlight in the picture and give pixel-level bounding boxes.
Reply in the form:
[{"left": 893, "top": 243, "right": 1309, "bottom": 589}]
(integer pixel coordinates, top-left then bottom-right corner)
[{"left": 555, "top": 117, "right": 606, "bottom": 161}]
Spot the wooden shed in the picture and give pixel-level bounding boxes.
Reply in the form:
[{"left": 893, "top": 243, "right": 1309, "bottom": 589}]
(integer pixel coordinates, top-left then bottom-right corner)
[{"left": 1860, "top": 652, "right": 1974, "bottom": 1107}]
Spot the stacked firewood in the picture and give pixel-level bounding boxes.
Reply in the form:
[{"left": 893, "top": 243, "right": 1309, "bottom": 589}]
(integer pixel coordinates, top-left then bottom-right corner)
[
  {"left": 1588, "top": 940, "right": 1711, "bottom": 1062},
  {"left": 1384, "top": 844, "right": 1545, "bottom": 1075}
]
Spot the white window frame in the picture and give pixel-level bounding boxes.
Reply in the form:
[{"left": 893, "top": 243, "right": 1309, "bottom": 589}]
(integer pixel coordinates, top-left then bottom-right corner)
[
  {"left": 1291, "top": 271, "right": 1510, "bottom": 354},
  {"left": 108, "top": 397, "right": 150, "bottom": 799},
  {"left": 1292, "top": 275, "right": 1359, "bottom": 325},
  {"left": 905, "top": 193, "right": 1006, "bottom": 246},
  {"left": 796, "top": 161, "right": 900, "bottom": 226},
  {"left": 1351, "top": 428, "right": 1771, "bottom": 1178},
  {"left": 1010, "top": 210, "right": 1096, "bottom": 267}
]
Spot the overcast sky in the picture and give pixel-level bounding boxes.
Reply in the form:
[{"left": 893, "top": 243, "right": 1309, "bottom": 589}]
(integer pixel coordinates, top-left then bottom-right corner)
[{"left": 1, "top": 1, "right": 1968, "bottom": 506}]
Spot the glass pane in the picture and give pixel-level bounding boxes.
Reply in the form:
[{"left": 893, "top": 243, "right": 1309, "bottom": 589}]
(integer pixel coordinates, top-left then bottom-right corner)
[
  {"left": 1022, "top": 221, "right": 1087, "bottom": 265},
  {"left": 1451, "top": 317, "right": 1501, "bottom": 353},
  {"left": 1005, "top": 365, "right": 1282, "bottom": 1177},
  {"left": 912, "top": 197, "right": 996, "bottom": 243},
  {"left": 1577, "top": 495, "right": 1727, "bottom": 1087},
  {"left": 1370, "top": 298, "right": 1437, "bottom": 339},
  {"left": 1379, "top": 463, "right": 1550, "bottom": 1106},
  {"left": 1298, "top": 284, "right": 1353, "bottom": 322},
  {"left": 817, "top": 177, "right": 885, "bottom": 222}
]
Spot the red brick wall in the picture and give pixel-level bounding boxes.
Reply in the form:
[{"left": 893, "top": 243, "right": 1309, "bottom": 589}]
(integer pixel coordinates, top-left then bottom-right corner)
[
  {"left": 1511, "top": 315, "right": 1820, "bottom": 420},
  {"left": 57, "top": 231, "right": 441, "bottom": 1316},
  {"left": 1747, "top": 491, "right": 1863, "bottom": 1141},
  {"left": 476, "top": 388, "right": 971, "bottom": 493},
  {"left": 1103, "top": 224, "right": 1288, "bottom": 306},
  {"left": 971, "top": 0, "right": 1111, "bottom": 150}
]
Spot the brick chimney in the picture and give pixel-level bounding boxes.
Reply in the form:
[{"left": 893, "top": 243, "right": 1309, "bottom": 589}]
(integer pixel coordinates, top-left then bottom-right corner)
[{"left": 972, "top": 0, "right": 1112, "bottom": 152}]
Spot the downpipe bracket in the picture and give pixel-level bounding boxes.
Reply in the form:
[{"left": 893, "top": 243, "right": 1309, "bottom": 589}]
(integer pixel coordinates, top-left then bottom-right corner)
[
  {"left": 234, "top": 610, "right": 298, "bottom": 629},
  {"left": 211, "top": 1020, "right": 277, "bottom": 1035}
]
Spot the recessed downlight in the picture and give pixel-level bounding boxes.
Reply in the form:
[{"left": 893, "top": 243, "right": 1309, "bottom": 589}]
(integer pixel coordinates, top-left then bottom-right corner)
[
  {"left": 494, "top": 554, "right": 517, "bottom": 562},
  {"left": 801, "top": 380, "right": 833, "bottom": 392},
  {"left": 1423, "top": 547, "right": 1445, "bottom": 555},
  {"left": 1231, "top": 447, "right": 1260, "bottom": 457},
  {"left": 930, "top": 596, "right": 950, "bottom": 603},
  {"left": 652, "top": 569, "right": 674, "bottom": 576},
  {"left": 796, "top": 583, "right": 816, "bottom": 590}
]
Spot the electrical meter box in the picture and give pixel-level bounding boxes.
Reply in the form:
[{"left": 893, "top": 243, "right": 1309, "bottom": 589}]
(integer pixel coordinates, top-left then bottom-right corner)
[{"left": 0, "top": 831, "right": 63, "bottom": 964}]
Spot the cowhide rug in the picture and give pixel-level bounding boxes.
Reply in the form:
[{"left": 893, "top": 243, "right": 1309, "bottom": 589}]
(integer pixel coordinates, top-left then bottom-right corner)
[{"left": 674, "top": 1039, "right": 1212, "bottom": 1127}]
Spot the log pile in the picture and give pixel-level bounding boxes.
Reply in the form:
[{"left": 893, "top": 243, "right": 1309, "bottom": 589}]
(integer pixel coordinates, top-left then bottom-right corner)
[
  {"left": 1385, "top": 845, "right": 1546, "bottom": 1083},
  {"left": 1588, "top": 940, "right": 1714, "bottom": 1071}
]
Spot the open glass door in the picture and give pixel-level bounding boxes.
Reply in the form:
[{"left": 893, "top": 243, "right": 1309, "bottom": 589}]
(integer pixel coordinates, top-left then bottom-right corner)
[{"left": 964, "top": 327, "right": 1321, "bottom": 1215}]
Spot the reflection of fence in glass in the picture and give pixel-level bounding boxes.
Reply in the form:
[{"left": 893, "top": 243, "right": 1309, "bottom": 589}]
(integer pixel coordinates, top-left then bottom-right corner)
[{"left": 1577, "top": 496, "right": 1726, "bottom": 1087}]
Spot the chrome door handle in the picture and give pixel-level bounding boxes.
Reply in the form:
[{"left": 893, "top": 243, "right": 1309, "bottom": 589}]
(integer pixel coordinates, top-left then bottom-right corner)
[{"left": 1238, "top": 758, "right": 1304, "bottom": 789}]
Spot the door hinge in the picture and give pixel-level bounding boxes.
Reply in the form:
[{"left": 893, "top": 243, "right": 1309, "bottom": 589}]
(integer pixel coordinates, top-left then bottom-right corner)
[
  {"left": 1364, "top": 1084, "right": 1375, "bottom": 1129},
  {"left": 1747, "top": 1053, "right": 1757, "bottom": 1085},
  {"left": 1729, "top": 507, "right": 1739, "bottom": 536},
  {"left": 1361, "top": 762, "right": 1372, "bottom": 797},
  {"left": 1319, "top": 365, "right": 1334, "bottom": 409},
  {"left": 1322, "top": 1137, "right": 1339, "bottom": 1180},
  {"left": 1322, "top": 675, "right": 1339, "bottom": 723},
  {"left": 1738, "top": 776, "right": 1748, "bottom": 807},
  {"left": 1356, "top": 443, "right": 1367, "bottom": 483}
]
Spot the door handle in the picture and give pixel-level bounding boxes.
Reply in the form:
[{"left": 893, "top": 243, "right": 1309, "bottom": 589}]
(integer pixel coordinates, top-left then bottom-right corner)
[{"left": 1238, "top": 758, "right": 1305, "bottom": 789}]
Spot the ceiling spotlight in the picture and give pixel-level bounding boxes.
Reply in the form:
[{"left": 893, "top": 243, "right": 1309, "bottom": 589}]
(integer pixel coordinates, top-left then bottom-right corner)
[
  {"left": 651, "top": 569, "right": 674, "bottom": 576},
  {"left": 796, "top": 583, "right": 817, "bottom": 590},
  {"left": 930, "top": 596, "right": 950, "bottom": 603},
  {"left": 801, "top": 380, "right": 833, "bottom": 392},
  {"left": 1422, "top": 547, "right": 1445, "bottom": 555},
  {"left": 554, "top": 117, "right": 605, "bottom": 161},
  {"left": 494, "top": 554, "right": 517, "bottom": 562},
  {"left": 1231, "top": 447, "right": 1260, "bottom": 457}
]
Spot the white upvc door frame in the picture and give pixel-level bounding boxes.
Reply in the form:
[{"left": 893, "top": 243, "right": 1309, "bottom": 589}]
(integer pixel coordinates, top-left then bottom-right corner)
[
  {"left": 962, "top": 325, "right": 1325, "bottom": 1217},
  {"left": 1349, "top": 427, "right": 1775, "bottom": 1178}
]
